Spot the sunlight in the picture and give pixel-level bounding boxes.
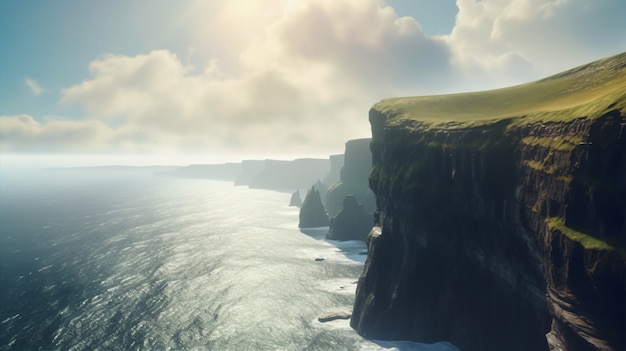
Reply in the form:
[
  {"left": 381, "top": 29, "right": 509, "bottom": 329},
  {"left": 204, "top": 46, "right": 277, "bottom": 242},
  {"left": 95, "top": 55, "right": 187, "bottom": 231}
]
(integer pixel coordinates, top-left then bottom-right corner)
[{"left": 283, "top": 0, "right": 299, "bottom": 12}]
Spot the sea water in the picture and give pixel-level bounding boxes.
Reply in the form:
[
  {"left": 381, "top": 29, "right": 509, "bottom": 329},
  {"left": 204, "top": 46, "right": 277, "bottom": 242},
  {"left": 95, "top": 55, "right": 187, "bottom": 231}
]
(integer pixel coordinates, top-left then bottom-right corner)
[{"left": 0, "top": 166, "right": 460, "bottom": 351}]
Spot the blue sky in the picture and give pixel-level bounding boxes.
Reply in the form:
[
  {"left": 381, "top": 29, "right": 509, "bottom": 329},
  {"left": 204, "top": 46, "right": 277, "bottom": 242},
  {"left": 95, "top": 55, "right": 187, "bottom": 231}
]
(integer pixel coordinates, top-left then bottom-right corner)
[{"left": 1, "top": 0, "right": 625, "bottom": 162}]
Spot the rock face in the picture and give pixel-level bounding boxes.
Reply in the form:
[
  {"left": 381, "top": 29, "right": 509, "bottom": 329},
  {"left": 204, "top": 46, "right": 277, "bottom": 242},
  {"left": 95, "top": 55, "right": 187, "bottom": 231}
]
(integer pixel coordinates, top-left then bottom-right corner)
[
  {"left": 299, "top": 186, "right": 330, "bottom": 228},
  {"left": 351, "top": 54, "right": 626, "bottom": 351},
  {"left": 325, "top": 138, "right": 377, "bottom": 218},
  {"left": 324, "top": 154, "right": 345, "bottom": 186},
  {"left": 327, "top": 195, "right": 373, "bottom": 241}
]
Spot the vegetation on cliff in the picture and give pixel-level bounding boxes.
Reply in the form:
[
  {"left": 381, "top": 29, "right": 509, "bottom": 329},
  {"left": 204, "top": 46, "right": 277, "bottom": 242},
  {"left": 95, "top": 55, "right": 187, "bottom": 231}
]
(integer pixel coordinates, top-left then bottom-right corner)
[
  {"left": 373, "top": 52, "right": 626, "bottom": 130},
  {"left": 370, "top": 52, "right": 626, "bottom": 255},
  {"left": 353, "top": 53, "right": 626, "bottom": 351}
]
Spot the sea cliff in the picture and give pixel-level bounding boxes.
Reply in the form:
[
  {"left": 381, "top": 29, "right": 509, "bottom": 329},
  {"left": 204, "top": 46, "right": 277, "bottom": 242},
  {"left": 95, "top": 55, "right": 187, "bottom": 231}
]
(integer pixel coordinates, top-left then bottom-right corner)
[{"left": 351, "top": 53, "right": 626, "bottom": 351}]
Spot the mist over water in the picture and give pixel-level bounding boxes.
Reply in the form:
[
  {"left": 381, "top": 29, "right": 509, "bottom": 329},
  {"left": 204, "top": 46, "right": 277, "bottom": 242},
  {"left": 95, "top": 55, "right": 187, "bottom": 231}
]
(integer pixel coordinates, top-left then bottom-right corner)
[{"left": 0, "top": 168, "right": 459, "bottom": 351}]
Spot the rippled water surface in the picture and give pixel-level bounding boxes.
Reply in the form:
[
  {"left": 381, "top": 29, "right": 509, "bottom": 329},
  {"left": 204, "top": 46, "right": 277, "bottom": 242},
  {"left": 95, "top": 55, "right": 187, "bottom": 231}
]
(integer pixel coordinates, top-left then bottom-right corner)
[{"left": 0, "top": 170, "right": 459, "bottom": 351}]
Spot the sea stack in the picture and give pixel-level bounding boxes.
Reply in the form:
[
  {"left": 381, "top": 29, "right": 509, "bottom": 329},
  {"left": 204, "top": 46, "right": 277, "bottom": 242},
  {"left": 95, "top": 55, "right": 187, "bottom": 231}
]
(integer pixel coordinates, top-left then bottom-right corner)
[
  {"left": 298, "top": 186, "right": 330, "bottom": 228},
  {"left": 289, "top": 190, "right": 302, "bottom": 207}
]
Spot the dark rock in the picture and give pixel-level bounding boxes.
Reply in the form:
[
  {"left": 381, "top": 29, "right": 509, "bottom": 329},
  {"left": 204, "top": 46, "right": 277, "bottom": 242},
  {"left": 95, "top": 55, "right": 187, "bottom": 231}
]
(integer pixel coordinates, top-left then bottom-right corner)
[
  {"left": 314, "top": 258, "right": 325, "bottom": 262},
  {"left": 318, "top": 311, "right": 352, "bottom": 322},
  {"left": 313, "top": 180, "right": 328, "bottom": 204},
  {"left": 326, "top": 195, "right": 373, "bottom": 241},
  {"left": 298, "top": 186, "right": 330, "bottom": 228}
]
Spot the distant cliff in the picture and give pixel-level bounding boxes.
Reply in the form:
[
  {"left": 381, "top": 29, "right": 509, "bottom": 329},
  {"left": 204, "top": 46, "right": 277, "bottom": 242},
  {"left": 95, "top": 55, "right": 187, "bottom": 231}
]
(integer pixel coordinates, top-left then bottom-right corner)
[
  {"left": 244, "top": 158, "right": 330, "bottom": 190},
  {"left": 325, "top": 138, "right": 376, "bottom": 218},
  {"left": 324, "top": 154, "right": 344, "bottom": 187},
  {"left": 351, "top": 53, "right": 626, "bottom": 351},
  {"left": 234, "top": 160, "right": 266, "bottom": 186},
  {"left": 157, "top": 163, "right": 241, "bottom": 180}
]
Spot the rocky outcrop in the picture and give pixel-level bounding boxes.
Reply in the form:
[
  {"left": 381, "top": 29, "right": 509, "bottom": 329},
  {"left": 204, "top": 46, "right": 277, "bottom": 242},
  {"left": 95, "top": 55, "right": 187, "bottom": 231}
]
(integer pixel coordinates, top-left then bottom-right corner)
[
  {"left": 351, "top": 53, "right": 626, "bottom": 351},
  {"left": 325, "top": 138, "right": 376, "bottom": 217},
  {"left": 327, "top": 195, "right": 373, "bottom": 241},
  {"left": 299, "top": 186, "right": 330, "bottom": 228},
  {"left": 318, "top": 311, "right": 352, "bottom": 322},
  {"left": 289, "top": 190, "right": 302, "bottom": 207},
  {"left": 313, "top": 180, "right": 329, "bottom": 205}
]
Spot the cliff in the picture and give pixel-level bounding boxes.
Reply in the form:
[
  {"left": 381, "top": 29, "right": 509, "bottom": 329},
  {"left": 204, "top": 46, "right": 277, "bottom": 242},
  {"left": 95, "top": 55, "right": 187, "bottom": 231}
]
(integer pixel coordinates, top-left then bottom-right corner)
[
  {"left": 324, "top": 154, "right": 345, "bottom": 187},
  {"left": 325, "top": 138, "right": 377, "bottom": 217},
  {"left": 351, "top": 53, "right": 626, "bottom": 351},
  {"left": 248, "top": 158, "right": 330, "bottom": 190},
  {"left": 234, "top": 160, "right": 265, "bottom": 186},
  {"left": 327, "top": 195, "right": 374, "bottom": 241}
]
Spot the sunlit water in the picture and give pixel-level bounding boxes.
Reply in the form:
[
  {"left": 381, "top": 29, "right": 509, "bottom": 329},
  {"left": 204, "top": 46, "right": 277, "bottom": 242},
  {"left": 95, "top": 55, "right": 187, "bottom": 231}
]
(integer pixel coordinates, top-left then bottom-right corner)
[{"left": 0, "top": 170, "right": 460, "bottom": 351}]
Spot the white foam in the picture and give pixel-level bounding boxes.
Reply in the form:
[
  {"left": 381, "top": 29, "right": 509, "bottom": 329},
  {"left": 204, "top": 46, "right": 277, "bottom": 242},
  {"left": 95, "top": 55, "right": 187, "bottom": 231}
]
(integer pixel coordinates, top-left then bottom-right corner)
[{"left": 316, "top": 239, "right": 368, "bottom": 264}]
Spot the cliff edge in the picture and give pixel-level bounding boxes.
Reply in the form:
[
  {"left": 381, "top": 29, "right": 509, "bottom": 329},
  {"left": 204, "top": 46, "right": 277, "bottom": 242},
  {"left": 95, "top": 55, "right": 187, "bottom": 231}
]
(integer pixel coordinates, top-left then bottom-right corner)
[{"left": 351, "top": 53, "right": 626, "bottom": 351}]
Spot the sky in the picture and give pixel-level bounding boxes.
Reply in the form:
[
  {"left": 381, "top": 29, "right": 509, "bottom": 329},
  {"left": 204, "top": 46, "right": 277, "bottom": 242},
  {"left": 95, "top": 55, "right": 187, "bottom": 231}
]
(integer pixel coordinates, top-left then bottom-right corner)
[{"left": 1, "top": 0, "right": 625, "bottom": 164}]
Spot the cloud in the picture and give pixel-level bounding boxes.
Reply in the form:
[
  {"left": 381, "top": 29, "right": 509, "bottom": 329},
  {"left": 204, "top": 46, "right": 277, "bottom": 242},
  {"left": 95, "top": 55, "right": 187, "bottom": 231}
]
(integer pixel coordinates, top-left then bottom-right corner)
[
  {"left": 0, "top": 115, "right": 112, "bottom": 153},
  {"left": 4, "top": 0, "right": 626, "bottom": 156},
  {"left": 25, "top": 78, "right": 44, "bottom": 96},
  {"left": 57, "top": 0, "right": 453, "bottom": 155},
  {"left": 447, "top": 0, "right": 626, "bottom": 87},
  {"left": 52, "top": 0, "right": 456, "bottom": 155},
  {"left": 0, "top": 114, "right": 206, "bottom": 154}
]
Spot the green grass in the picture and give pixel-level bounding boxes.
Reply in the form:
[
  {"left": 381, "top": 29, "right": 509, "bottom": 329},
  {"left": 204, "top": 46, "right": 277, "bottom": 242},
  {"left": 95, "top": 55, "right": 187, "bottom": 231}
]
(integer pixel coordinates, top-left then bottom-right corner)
[
  {"left": 373, "top": 52, "right": 626, "bottom": 130},
  {"left": 521, "top": 135, "right": 583, "bottom": 151},
  {"left": 545, "top": 217, "right": 625, "bottom": 258},
  {"left": 523, "top": 160, "right": 556, "bottom": 174}
]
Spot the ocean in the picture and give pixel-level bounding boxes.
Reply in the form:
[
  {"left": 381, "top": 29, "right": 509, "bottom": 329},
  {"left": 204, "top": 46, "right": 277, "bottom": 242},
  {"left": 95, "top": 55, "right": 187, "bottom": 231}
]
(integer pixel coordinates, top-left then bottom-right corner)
[{"left": 0, "top": 167, "right": 460, "bottom": 351}]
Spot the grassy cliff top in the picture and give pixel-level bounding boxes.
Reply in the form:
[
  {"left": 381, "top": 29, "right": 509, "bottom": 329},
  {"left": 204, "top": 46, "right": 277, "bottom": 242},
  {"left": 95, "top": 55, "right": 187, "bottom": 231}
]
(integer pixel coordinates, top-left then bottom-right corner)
[{"left": 374, "top": 52, "right": 626, "bottom": 130}]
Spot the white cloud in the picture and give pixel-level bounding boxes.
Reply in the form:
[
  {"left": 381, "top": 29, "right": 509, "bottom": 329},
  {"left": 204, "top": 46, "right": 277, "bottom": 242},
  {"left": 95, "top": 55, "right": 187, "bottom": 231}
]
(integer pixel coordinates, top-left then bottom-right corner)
[
  {"left": 25, "top": 78, "right": 44, "bottom": 96},
  {"left": 447, "top": 0, "right": 626, "bottom": 87},
  {"left": 4, "top": 0, "right": 626, "bottom": 156},
  {"left": 0, "top": 115, "right": 111, "bottom": 153},
  {"left": 52, "top": 0, "right": 455, "bottom": 155}
]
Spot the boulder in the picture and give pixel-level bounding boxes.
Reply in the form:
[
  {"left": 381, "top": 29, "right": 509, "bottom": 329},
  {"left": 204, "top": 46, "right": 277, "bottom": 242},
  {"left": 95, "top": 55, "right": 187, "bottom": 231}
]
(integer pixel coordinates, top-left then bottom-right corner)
[{"left": 318, "top": 311, "right": 352, "bottom": 323}]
